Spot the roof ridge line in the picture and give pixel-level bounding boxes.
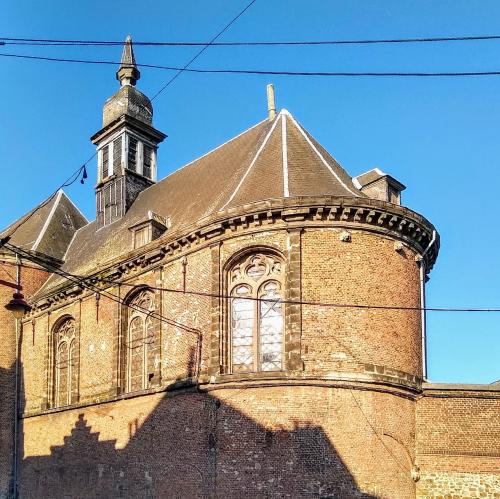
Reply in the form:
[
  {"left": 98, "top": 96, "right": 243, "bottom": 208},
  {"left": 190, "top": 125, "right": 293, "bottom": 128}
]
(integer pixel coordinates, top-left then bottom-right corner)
[
  {"left": 220, "top": 115, "right": 282, "bottom": 210},
  {"left": 59, "top": 189, "right": 90, "bottom": 224},
  {"left": 31, "top": 190, "right": 63, "bottom": 251},
  {"left": 281, "top": 113, "right": 289, "bottom": 197},
  {"left": 286, "top": 113, "right": 361, "bottom": 198}
]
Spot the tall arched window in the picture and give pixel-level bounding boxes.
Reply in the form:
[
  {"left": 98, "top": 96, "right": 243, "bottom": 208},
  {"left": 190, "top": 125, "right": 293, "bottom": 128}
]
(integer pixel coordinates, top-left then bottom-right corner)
[
  {"left": 125, "top": 289, "right": 157, "bottom": 392},
  {"left": 228, "top": 252, "right": 285, "bottom": 373},
  {"left": 53, "top": 317, "right": 78, "bottom": 407}
]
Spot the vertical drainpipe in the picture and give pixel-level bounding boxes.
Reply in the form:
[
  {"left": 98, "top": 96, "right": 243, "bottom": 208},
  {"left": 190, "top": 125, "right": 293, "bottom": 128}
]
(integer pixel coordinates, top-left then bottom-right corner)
[
  {"left": 419, "top": 230, "right": 436, "bottom": 380},
  {"left": 13, "top": 255, "right": 21, "bottom": 498}
]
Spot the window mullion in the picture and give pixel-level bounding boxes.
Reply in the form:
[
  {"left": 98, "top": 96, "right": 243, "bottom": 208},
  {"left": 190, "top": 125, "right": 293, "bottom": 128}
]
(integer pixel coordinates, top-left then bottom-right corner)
[{"left": 254, "top": 288, "right": 259, "bottom": 372}]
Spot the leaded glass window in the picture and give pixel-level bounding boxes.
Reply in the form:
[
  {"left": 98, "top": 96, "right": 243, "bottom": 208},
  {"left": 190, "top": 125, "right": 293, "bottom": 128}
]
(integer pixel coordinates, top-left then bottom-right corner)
[
  {"left": 229, "top": 253, "right": 284, "bottom": 373},
  {"left": 53, "top": 318, "right": 78, "bottom": 407},
  {"left": 126, "top": 289, "right": 157, "bottom": 392}
]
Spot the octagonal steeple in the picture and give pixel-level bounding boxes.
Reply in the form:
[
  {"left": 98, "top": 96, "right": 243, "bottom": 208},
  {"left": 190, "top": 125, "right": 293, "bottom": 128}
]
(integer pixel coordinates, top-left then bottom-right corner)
[{"left": 91, "top": 35, "right": 166, "bottom": 229}]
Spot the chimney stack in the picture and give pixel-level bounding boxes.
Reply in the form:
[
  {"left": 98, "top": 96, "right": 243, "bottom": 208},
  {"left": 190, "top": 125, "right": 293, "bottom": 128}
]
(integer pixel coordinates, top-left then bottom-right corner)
[{"left": 267, "top": 84, "right": 276, "bottom": 120}]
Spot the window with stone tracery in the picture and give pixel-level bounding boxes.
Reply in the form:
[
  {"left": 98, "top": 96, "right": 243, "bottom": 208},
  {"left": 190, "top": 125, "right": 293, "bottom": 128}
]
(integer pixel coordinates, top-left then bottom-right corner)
[
  {"left": 52, "top": 317, "right": 78, "bottom": 407},
  {"left": 125, "top": 289, "right": 158, "bottom": 392},
  {"left": 228, "top": 252, "right": 285, "bottom": 373}
]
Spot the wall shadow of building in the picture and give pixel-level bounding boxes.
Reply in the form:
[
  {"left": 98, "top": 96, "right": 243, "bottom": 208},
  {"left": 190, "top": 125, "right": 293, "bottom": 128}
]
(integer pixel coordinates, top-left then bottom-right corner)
[{"left": 18, "top": 383, "right": 377, "bottom": 498}]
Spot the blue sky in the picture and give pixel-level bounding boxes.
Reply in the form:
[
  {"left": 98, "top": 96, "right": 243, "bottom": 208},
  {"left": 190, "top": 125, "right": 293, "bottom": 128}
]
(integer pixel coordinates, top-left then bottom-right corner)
[{"left": 1, "top": 0, "right": 499, "bottom": 383}]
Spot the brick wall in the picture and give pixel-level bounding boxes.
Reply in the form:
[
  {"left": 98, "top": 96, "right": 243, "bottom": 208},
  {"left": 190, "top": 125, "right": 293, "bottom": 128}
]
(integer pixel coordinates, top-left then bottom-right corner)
[
  {"left": 0, "top": 258, "right": 48, "bottom": 499},
  {"left": 301, "top": 228, "right": 422, "bottom": 378},
  {"left": 19, "top": 385, "right": 417, "bottom": 498},
  {"left": 416, "top": 384, "right": 500, "bottom": 498},
  {"left": 15, "top": 225, "right": 429, "bottom": 497}
]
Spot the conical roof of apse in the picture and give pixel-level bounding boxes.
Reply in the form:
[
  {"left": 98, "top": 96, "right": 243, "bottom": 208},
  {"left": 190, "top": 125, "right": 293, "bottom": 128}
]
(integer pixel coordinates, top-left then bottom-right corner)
[{"left": 36, "top": 108, "right": 365, "bottom": 295}]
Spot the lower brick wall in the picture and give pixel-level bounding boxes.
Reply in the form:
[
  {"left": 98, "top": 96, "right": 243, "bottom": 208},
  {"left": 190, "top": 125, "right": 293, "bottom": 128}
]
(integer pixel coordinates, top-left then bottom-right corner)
[
  {"left": 416, "top": 384, "right": 500, "bottom": 498},
  {"left": 19, "top": 384, "right": 417, "bottom": 498}
]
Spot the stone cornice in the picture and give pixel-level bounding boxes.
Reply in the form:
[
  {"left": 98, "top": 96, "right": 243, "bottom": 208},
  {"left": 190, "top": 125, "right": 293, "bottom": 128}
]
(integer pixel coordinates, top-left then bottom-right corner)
[
  {"left": 27, "top": 196, "right": 439, "bottom": 314},
  {"left": 21, "top": 371, "right": 421, "bottom": 419}
]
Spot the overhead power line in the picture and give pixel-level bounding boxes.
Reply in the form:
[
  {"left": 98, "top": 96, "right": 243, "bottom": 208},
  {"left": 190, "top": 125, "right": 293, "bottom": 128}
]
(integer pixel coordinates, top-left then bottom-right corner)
[
  {"left": 0, "top": 159, "right": 91, "bottom": 247},
  {"left": 2, "top": 34, "right": 500, "bottom": 46},
  {"left": 151, "top": 0, "right": 257, "bottom": 100},
  {"left": 5, "top": 242, "right": 500, "bottom": 314},
  {"left": 101, "top": 279, "right": 500, "bottom": 313},
  {"left": 1, "top": 1, "right": 257, "bottom": 245},
  {"left": 2, "top": 52, "right": 500, "bottom": 78}
]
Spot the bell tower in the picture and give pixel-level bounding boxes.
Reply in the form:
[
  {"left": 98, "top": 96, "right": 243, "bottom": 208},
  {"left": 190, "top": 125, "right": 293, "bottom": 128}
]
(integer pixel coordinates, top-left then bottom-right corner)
[{"left": 91, "top": 35, "right": 166, "bottom": 229}]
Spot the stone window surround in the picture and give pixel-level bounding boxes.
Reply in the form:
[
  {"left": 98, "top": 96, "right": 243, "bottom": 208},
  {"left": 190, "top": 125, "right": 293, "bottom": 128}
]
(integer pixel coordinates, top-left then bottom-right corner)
[
  {"left": 47, "top": 314, "right": 80, "bottom": 409},
  {"left": 217, "top": 239, "right": 303, "bottom": 375},
  {"left": 116, "top": 285, "right": 162, "bottom": 396}
]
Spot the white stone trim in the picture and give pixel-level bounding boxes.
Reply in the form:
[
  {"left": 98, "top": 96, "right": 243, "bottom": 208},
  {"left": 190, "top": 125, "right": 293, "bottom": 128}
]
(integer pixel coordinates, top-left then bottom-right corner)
[
  {"left": 221, "top": 117, "right": 281, "bottom": 210},
  {"left": 32, "top": 190, "right": 63, "bottom": 251},
  {"left": 281, "top": 114, "right": 289, "bottom": 197},
  {"left": 284, "top": 110, "right": 361, "bottom": 198}
]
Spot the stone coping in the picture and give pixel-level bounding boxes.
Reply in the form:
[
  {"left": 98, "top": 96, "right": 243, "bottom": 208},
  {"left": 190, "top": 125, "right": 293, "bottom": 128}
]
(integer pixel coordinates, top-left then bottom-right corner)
[
  {"left": 423, "top": 382, "right": 500, "bottom": 392},
  {"left": 21, "top": 371, "right": 421, "bottom": 419}
]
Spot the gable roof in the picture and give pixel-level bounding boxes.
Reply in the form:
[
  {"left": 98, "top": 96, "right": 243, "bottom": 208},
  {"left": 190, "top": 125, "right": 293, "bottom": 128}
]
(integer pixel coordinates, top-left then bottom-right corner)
[
  {"left": 0, "top": 190, "right": 88, "bottom": 261},
  {"left": 36, "top": 109, "right": 364, "bottom": 295}
]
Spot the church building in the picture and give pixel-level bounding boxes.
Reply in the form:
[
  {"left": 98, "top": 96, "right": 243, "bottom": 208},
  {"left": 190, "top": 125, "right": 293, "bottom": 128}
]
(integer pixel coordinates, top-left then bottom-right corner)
[{"left": 0, "top": 37, "right": 498, "bottom": 498}]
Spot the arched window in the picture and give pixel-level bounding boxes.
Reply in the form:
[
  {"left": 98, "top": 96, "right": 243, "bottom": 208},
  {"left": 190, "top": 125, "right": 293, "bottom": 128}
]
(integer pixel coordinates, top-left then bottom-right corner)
[
  {"left": 228, "top": 252, "right": 285, "bottom": 373},
  {"left": 53, "top": 317, "right": 78, "bottom": 407},
  {"left": 125, "top": 289, "right": 157, "bottom": 392}
]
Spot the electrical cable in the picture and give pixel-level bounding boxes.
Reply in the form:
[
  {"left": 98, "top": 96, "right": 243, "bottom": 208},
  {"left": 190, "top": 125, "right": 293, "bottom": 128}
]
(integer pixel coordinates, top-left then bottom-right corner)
[
  {"left": 5, "top": 242, "right": 201, "bottom": 336},
  {"left": 5, "top": 242, "right": 500, "bottom": 313},
  {"left": 3, "top": 34, "right": 500, "bottom": 46},
  {"left": 104, "top": 279, "right": 500, "bottom": 313},
  {"left": 2, "top": 52, "right": 500, "bottom": 78},
  {"left": 150, "top": 0, "right": 257, "bottom": 100},
  {"left": 0, "top": 159, "right": 91, "bottom": 247}
]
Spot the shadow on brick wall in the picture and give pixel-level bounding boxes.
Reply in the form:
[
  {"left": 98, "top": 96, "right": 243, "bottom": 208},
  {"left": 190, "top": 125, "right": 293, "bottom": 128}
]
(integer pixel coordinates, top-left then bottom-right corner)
[{"left": 18, "top": 382, "right": 376, "bottom": 498}]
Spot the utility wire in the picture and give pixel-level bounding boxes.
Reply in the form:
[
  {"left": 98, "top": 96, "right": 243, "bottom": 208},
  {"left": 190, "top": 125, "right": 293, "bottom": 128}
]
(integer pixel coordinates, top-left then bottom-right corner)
[
  {"left": 5, "top": 242, "right": 201, "bottom": 337},
  {"left": 6, "top": 242, "right": 500, "bottom": 313},
  {"left": 150, "top": 0, "right": 257, "bottom": 100},
  {"left": 3, "top": 34, "right": 500, "bottom": 46},
  {"left": 2, "top": 52, "right": 500, "bottom": 78},
  {"left": 0, "top": 159, "right": 92, "bottom": 247},
  {"left": 102, "top": 279, "right": 500, "bottom": 313}
]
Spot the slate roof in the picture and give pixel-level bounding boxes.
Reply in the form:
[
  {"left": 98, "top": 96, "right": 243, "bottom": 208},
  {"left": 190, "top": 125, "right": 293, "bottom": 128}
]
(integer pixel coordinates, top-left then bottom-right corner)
[
  {"left": 0, "top": 190, "right": 88, "bottom": 262},
  {"left": 34, "top": 109, "right": 365, "bottom": 296}
]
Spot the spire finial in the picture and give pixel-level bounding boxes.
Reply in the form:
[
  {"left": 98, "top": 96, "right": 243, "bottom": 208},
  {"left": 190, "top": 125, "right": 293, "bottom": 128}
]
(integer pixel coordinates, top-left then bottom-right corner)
[{"left": 116, "top": 35, "right": 140, "bottom": 87}]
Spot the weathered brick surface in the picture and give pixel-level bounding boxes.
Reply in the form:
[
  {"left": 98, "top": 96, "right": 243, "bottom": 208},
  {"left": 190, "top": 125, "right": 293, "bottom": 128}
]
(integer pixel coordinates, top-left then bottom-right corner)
[
  {"left": 416, "top": 472, "right": 500, "bottom": 498},
  {"left": 19, "top": 386, "right": 416, "bottom": 498},
  {"left": 301, "top": 228, "right": 422, "bottom": 377},
  {"left": 416, "top": 386, "right": 500, "bottom": 497},
  {"left": 0, "top": 259, "right": 48, "bottom": 499},
  {"left": 3, "top": 224, "right": 497, "bottom": 498}
]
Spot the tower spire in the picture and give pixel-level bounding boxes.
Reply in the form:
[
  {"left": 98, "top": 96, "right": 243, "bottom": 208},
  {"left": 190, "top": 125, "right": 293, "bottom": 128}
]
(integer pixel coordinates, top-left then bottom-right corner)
[{"left": 116, "top": 35, "right": 140, "bottom": 87}]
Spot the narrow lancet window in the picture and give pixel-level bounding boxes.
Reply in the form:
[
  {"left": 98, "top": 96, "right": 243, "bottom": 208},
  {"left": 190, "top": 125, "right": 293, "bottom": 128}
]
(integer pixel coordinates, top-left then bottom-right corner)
[
  {"left": 53, "top": 318, "right": 78, "bottom": 407},
  {"left": 125, "top": 289, "right": 157, "bottom": 392}
]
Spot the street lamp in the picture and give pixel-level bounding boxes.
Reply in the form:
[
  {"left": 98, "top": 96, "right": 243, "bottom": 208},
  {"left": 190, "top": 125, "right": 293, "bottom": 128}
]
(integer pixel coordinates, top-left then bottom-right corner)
[
  {"left": 5, "top": 291, "right": 31, "bottom": 319},
  {"left": 1, "top": 279, "right": 31, "bottom": 319}
]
